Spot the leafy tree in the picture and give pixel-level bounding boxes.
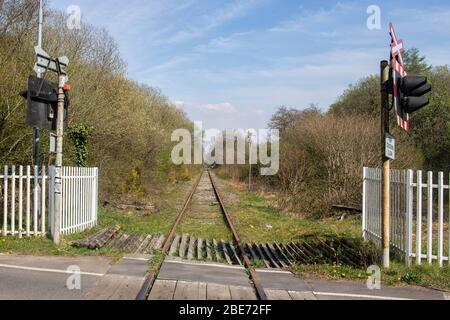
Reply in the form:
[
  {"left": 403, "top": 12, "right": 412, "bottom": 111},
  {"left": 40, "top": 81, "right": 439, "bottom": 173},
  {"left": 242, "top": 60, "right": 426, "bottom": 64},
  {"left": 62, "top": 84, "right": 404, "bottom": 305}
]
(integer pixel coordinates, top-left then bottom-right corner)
[
  {"left": 328, "top": 76, "right": 380, "bottom": 117},
  {"left": 269, "top": 105, "right": 320, "bottom": 136},
  {"left": 403, "top": 48, "right": 431, "bottom": 74},
  {"left": 411, "top": 65, "right": 450, "bottom": 171}
]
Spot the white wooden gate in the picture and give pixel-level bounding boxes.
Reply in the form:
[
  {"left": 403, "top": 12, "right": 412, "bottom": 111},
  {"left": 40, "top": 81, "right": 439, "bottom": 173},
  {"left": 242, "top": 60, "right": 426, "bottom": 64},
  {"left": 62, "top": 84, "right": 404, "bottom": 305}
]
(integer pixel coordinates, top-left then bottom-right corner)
[
  {"left": 1, "top": 165, "right": 98, "bottom": 238},
  {"left": 363, "top": 167, "right": 450, "bottom": 267}
]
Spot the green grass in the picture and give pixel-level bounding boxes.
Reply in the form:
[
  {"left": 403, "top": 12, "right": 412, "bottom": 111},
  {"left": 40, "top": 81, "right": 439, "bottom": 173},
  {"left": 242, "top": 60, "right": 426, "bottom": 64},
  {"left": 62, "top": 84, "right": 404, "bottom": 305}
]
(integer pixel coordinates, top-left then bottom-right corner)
[
  {"left": 1, "top": 171, "right": 360, "bottom": 255},
  {"left": 292, "top": 261, "right": 450, "bottom": 291},
  {"left": 177, "top": 202, "right": 234, "bottom": 240},
  {"left": 215, "top": 175, "right": 361, "bottom": 243},
  {"left": 0, "top": 178, "right": 194, "bottom": 257}
]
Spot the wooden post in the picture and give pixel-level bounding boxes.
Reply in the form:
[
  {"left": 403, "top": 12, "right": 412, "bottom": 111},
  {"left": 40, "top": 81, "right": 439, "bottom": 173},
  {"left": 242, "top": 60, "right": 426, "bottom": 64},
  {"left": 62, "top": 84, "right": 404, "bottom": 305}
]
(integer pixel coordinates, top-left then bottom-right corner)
[{"left": 381, "top": 60, "right": 390, "bottom": 268}]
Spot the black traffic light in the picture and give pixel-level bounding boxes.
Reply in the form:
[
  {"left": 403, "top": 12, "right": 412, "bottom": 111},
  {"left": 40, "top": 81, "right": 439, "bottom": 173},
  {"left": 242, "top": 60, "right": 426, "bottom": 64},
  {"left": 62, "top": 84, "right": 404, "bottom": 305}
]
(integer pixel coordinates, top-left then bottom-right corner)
[
  {"left": 399, "top": 75, "right": 431, "bottom": 113},
  {"left": 20, "top": 75, "right": 69, "bottom": 130}
]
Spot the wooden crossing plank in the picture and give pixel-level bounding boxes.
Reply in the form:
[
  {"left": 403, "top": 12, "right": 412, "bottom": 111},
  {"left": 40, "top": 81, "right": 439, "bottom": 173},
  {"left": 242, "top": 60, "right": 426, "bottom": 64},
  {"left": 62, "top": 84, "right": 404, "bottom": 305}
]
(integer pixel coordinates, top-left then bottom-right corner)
[
  {"left": 205, "top": 239, "right": 212, "bottom": 261},
  {"left": 179, "top": 234, "right": 189, "bottom": 258},
  {"left": 254, "top": 244, "right": 271, "bottom": 268},
  {"left": 213, "top": 239, "right": 222, "bottom": 263},
  {"left": 135, "top": 235, "right": 152, "bottom": 254},
  {"left": 199, "top": 282, "right": 207, "bottom": 300},
  {"left": 108, "top": 233, "right": 127, "bottom": 249},
  {"left": 187, "top": 237, "right": 196, "bottom": 260},
  {"left": 207, "top": 283, "right": 231, "bottom": 300},
  {"left": 146, "top": 235, "right": 159, "bottom": 253},
  {"left": 148, "top": 280, "right": 177, "bottom": 300},
  {"left": 268, "top": 243, "right": 289, "bottom": 268},
  {"left": 229, "top": 286, "right": 257, "bottom": 300},
  {"left": 265, "top": 289, "right": 293, "bottom": 300},
  {"left": 169, "top": 235, "right": 181, "bottom": 256},
  {"left": 173, "top": 281, "right": 200, "bottom": 300},
  {"left": 221, "top": 240, "right": 233, "bottom": 265},
  {"left": 229, "top": 241, "right": 242, "bottom": 265},
  {"left": 125, "top": 235, "right": 142, "bottom": 252},
  {"left": 261, "top": 243, "right": 281, "bottom": 268},
  {"left": 154, "top": 235, "right": 166, "bottom": 251},
  {"left": 120, "top": 235, "right": 135, "bottom": 250},
  {"left": 109, "top": 276, "right": 145, "bottom": 300},
  {"left": 275, "top": 243, "right": 294, "bottom": 265},
  {"left": 288, "top": 243, "right": 310, "bottom": 263},
  {"left": 197, "top": 238, "right": 204, "bottom": 260},
  {"left": 246, "top": 243, "right": 259, "bottom": 261},
  {"left": 83, "top": 274, "right": 119, "bottom": 300}
]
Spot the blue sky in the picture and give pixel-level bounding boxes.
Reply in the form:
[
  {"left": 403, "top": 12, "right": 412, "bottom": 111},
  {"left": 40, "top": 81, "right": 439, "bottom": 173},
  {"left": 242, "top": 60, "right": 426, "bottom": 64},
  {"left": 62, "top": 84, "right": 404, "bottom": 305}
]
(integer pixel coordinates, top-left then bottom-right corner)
[{"left": 51, "top": 0, "right": 450, "bottom": 130}]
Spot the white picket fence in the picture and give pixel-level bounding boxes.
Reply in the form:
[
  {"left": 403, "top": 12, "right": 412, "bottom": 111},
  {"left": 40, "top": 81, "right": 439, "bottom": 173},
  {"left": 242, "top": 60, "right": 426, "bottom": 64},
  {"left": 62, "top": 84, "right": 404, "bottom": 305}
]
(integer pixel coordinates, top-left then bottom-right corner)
[
  {"left": 51, "top": 167, "right": 99, "bottom": 235},
  {"left": 1, "top": 166, "right": 47, "bottom": 237},
  {"left": 363, "top": 167, "right": 450, "bottom": 267},
  {"left": 1, "top": 165, "right": 98, "bottom": 238}
]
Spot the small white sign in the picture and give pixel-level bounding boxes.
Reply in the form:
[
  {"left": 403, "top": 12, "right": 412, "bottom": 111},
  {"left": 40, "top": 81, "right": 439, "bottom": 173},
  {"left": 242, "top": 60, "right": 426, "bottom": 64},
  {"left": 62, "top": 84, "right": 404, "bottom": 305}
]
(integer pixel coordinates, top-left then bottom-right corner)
[
  {"left": 385, "top": 134, "right": 396, "bottom": 160},
  {"left": 50, "top": 133, "right": 56, "bottom": 154}
]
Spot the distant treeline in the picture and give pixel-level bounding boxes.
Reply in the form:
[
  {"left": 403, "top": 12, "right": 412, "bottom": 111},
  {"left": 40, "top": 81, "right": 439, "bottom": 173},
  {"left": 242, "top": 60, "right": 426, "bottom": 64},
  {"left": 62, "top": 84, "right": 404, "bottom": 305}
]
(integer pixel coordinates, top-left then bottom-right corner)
[
  {"left": 218, "top": 48, "right": 450, "bottom": 217},
  {"left": 0, "top": 0, "right": 194, "bottom": 200}
]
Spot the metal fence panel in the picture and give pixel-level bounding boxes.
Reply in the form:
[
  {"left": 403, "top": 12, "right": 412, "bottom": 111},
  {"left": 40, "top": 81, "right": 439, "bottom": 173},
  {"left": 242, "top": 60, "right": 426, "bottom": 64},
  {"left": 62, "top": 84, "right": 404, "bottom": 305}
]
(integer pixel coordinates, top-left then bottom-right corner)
[{"left": 363, "top": 167, "right": 449, "bottom": 267}]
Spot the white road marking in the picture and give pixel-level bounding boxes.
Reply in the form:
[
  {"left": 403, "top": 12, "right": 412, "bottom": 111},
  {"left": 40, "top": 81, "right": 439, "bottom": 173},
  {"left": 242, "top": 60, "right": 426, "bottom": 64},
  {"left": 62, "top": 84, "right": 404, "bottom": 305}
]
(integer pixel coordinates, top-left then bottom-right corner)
[
  {"left": 166, "top": 260, "right": 245, "bottom": 270},
  {"left": 313, "top": 291, "right": 413, "bottom": 300},
  {"left": 0, "top": 263, "right": 104, "bottom": 277},
  {"left": 444, "top": 293, "right": 450, "bottom": 300},
  {"left": 123, "top": 257, "right": 149, "bottom": 262},
  {"left": 255, "top": 268, "right": 292, "bottom": 274}
]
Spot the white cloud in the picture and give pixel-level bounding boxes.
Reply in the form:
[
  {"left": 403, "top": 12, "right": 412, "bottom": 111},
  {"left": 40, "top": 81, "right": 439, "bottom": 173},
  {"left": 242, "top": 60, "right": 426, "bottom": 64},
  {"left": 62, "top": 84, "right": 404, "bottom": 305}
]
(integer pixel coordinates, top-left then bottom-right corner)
[
  {"left": 173, "top": 101, "right": 238, "bottom": 114},
  {"left": 202, "top": 102, "right": 237, "bottom": 113},
  {"left": 195, "top": 31, "right": 254, "bottom": 53},
  {"left": 270, "top": 2, "right": 357, "bottom": 33},
  {"left": 163, "top": 0, "right": 267, "bottom": 43}
]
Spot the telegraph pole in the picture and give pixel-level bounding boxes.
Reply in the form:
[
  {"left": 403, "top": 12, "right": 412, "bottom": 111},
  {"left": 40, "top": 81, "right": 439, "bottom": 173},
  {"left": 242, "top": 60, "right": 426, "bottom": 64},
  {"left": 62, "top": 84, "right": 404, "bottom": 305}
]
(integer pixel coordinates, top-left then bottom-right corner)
[{"left": 380, "top": 60, "right": 391, "bottom": 268}]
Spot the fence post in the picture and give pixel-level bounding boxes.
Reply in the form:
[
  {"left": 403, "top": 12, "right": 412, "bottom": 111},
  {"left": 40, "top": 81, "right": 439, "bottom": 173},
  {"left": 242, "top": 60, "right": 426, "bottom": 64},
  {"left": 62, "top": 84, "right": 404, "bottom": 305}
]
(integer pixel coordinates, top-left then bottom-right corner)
[
  {"left": 11, "top": 165, "right": 15, "bottom": 236},
  {"left": 3, "top": 166, "right": 8, "bottom": 236},
  {"left": 416, "top": 171, "right": 422, "bottom": 265},
  {"left": 427, "top": 172, "right": 433, "bottom": 265},
  {"left": 18, "top": 166, "right": 23, "bottom": 239},
  {"left": 48, "top": 166, "right": 55, "bottom": 239},
  {"left": 405, "top": 170, "right": 413, "bottom": 266},
  {"left": 438, "top": 172, "right": 444, "bottom": 267},
  {"left": 41, "top": 166, "right": 46, "bottom": 236},
  {"left": 362, "top": 167, "right": 368, "bottom": 240}
]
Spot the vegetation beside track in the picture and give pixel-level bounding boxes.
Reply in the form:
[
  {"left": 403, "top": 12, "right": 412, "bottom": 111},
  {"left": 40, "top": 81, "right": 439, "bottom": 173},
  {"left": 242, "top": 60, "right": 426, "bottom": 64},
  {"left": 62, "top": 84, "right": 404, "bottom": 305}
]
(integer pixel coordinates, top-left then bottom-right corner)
[
  {"left": 214, "top": 173, "right": 361, "bottom": 243},
  {"left": 0, "top": 171, "right": 359, "bottom": 255},
  {"left": 292, "top": 262, "right": 450, "bottom": 291},
  {"left": 0, "top": 177, "right": 196, "bottom": 257},
  {"left": 2, "top": 171, "right": 449, "bottom": 292}
]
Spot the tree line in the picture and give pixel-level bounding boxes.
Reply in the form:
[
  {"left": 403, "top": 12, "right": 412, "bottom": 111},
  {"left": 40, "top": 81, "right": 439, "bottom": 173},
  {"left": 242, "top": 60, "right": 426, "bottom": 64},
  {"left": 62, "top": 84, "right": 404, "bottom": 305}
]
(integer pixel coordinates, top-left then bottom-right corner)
[
  {"left": 218, "top": 48, "right": 449, "bottom": 217},
  {"left": 0, "top": 0, "right": 194, "bottom": 201}
]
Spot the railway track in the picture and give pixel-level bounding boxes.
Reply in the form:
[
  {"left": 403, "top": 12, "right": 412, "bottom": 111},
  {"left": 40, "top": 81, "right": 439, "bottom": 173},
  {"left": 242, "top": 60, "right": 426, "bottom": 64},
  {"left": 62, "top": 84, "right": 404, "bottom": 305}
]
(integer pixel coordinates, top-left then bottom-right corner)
[
  {"left": 74, "top": 171, "right": 377, "bottom": 299},
  {"left": 140, "top": 170, "right": 268, "bottom": 300}
]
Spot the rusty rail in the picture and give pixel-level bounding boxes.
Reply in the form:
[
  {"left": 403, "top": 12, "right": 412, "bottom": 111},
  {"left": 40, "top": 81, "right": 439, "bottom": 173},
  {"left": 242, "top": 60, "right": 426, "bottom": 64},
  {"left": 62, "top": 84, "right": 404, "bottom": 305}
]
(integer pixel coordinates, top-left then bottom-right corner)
[
  {"left": 207, "top": 170, "right": 268, "bottom": 301},
  {"left": 138, "top": 170, "right": 268, "bottom": 300}
]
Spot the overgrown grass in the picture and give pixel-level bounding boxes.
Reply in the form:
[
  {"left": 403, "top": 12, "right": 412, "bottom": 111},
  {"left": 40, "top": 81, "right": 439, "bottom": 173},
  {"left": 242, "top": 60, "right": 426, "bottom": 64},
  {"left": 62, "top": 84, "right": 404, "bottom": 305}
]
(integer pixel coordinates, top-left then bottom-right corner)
[
  {"left": 292, "top": 262, "right": 450, "bottom": 291},
  {"left": 215, "top": 175, "right": 361, "bottom": 243},
  {"left": 0, "top": 178, "right": 194, "bottom": 257}
]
